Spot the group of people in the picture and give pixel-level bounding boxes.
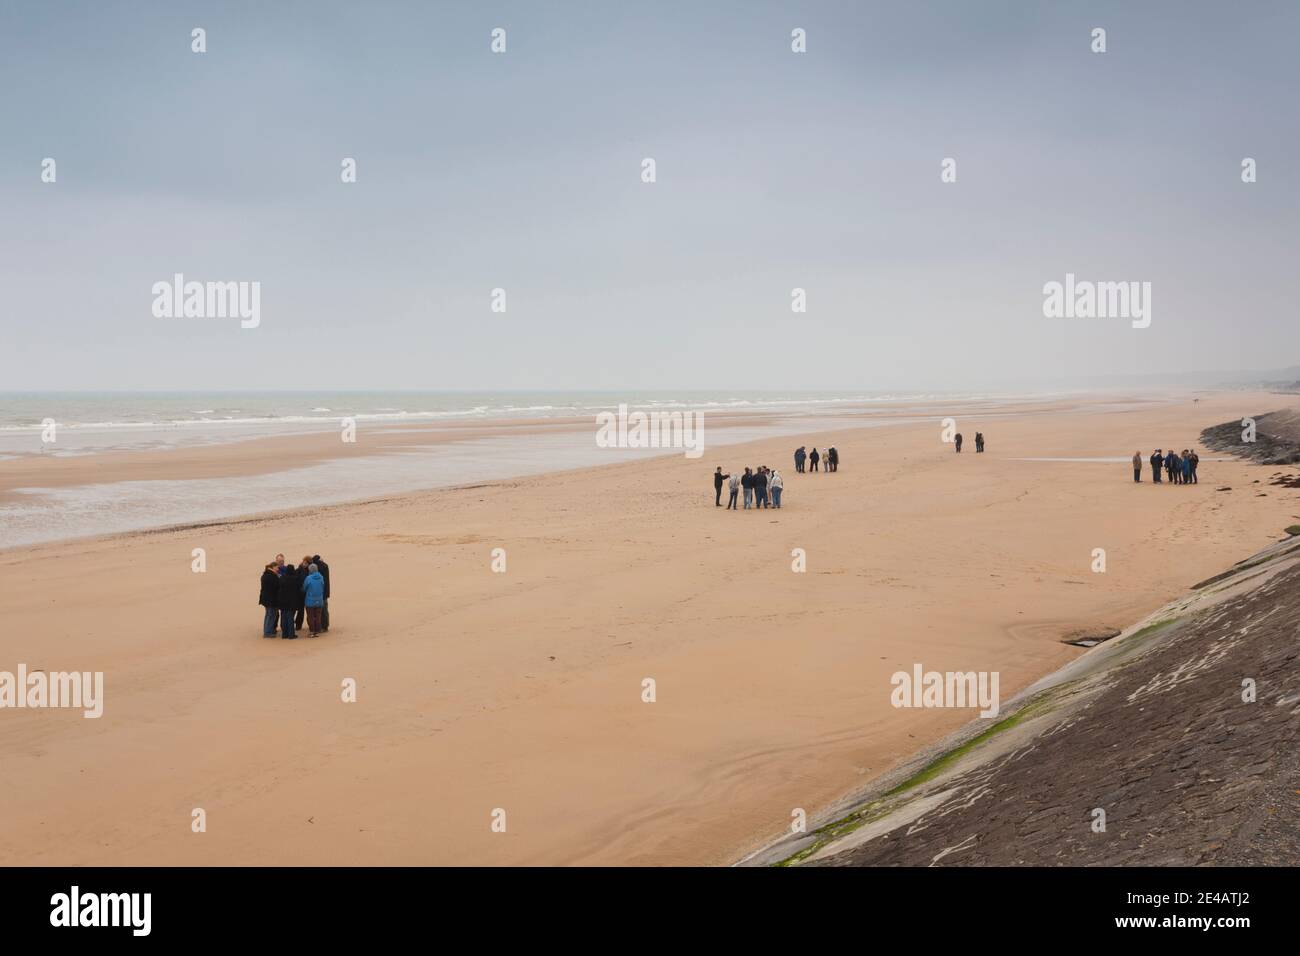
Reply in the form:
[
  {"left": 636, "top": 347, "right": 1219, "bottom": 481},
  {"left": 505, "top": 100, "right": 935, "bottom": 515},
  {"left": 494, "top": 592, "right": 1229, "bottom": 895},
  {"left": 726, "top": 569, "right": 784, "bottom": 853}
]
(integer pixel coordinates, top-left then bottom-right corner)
[
  {"left": 258, "top": 553, "right": 331, "bottom": 639},
  {"left": 711, "top": 442, "right": 846, "bottom": 509},
  {"left": 954, "top": 432, "right": 986, "bottom": 453},
  {"left": 715, "top": 465, "right": 785, "bottom": 509},
  {"left": 793, "top": 446, "right": 837, "bottom": 472},
  {"left": 1134, "top": 449, "right": 1200, "bottom": 484}
]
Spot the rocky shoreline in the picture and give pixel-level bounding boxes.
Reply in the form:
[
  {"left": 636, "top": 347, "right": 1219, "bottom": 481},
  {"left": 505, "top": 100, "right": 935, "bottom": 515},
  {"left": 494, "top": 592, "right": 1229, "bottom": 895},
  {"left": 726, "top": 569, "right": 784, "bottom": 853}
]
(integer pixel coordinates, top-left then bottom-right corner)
[{"left": 1200, "top": 408, "right": 1300, "bottom": 465}]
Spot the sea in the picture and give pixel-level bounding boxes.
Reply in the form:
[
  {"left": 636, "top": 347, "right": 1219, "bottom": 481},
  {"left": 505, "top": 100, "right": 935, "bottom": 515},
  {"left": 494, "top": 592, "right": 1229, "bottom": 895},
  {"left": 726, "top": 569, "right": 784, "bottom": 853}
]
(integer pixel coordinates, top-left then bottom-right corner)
[{"left": 0, "top": 390, "right": 1040, "bottom": 547}]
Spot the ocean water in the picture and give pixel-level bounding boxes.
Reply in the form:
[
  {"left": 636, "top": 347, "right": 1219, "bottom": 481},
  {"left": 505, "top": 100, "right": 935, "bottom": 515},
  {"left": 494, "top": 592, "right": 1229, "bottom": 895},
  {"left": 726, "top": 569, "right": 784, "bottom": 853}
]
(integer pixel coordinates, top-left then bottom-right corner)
[
  {"left": 0, "top": 390, "right": 1017, "bottom": 457},
  {"left": 0, "top": 390, "right": 999, "bottom": 429},
  {"left": 0, "top": 390, "right": 1040, "bottom": 547}
]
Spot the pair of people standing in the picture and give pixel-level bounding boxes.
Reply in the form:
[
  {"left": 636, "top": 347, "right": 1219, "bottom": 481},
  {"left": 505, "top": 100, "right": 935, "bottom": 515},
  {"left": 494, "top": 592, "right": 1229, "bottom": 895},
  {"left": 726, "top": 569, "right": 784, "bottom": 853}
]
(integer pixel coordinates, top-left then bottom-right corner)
[
  {"left": 745, "top": 466, "right": 769, "bottom": 508},
  {"left": 258, "top": 553, "right": 331, "bottom": 639}
]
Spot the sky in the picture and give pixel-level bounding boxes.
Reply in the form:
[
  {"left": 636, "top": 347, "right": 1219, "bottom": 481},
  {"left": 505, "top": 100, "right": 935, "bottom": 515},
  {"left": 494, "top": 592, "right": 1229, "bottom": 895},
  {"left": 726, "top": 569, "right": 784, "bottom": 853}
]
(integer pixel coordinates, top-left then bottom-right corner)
[{"left": 2, "top": 0, "right": 1297, "bottom": 392}]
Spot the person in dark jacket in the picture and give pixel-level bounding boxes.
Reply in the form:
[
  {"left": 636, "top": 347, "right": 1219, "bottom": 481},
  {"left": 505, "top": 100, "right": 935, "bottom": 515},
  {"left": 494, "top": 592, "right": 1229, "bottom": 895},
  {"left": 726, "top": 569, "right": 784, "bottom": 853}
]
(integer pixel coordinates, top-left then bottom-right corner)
[
  {"left": 809, "top": 448, "right": 820, "bottom": 472},
  {"left": 741, "top": 467, "right": 754, "bottom": 508},
  {"left": 754, "top": 467, "right": 769, "bottom": 508},
  {"left": 312, "top": 554, "right": 331, "bottom": 631},
  {"left": 794, "top": 446, "right": 806, "bottom": 473},
  {"left": 1189, "top": 449, "right": 1199, "bottom": 484},
  {"left": 712, "top": 467, "right": 729, "bottom": 507},
  {"left": 954, "top": 433, "right": 963, "bottom": 453},
  {"left": 827, "top": 447, "right": 838, "bottom": 472},
  {"left": 1150, "top": 450, "right": 1162, "bottom": 483},
  {"left": 259, "top": 563, "right": 279, "bottom": 637},
  {"left": 277, "top": 564, "right": 300, "bottom": 639},
  {"left": 293, "top": 555, "right": 311, "bottom": 629}
]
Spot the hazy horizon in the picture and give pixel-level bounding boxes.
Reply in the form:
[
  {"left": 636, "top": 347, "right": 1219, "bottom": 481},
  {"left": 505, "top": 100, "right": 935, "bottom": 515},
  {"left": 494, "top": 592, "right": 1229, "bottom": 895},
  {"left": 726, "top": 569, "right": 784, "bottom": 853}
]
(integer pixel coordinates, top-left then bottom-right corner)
[{"left": 4, "top": 0, "right": 1298, "bottom": 391}]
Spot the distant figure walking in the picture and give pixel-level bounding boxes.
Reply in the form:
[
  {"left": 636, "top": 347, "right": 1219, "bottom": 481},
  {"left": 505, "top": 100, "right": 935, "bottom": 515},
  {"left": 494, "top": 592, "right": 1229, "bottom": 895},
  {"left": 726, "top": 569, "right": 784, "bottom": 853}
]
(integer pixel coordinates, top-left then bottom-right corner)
[
  {"left": 954, "top": 433, "right": 963, "bottom": 453},
  {"left": 975, "top": 432, "right": 985, "bottom": 453},
  {"left": 726, "top": 470, "right": 740, "bottom": 509},
  {"left": 1132, "top": 451, "right": 1142, "bottom": 483},
  {"left": 1150, "top": 449, "right": 1162, "bottom": 483},
  {"left": 259, "top": 563, "right": 280, "bottom": 637},
  {"left": 277, "top": 563, "right": 299, "bottom": 639},
  {"left": 302, "top": 563, "right": 326, "bottom": 637},
  {"left": 794, "top": 446, "right": 806, "bottom": 474},
  {"left": 770, "top": 469, "right": 784, "bottom": 508},
  {"left": 713, "top": 466, "right": 729, "bottom": 507},
  {"left": 809, "top": 448, "right": 820, "bottom": 472},
  {"left": 742, "top": 467, "right": 754, "bottom": 509}
]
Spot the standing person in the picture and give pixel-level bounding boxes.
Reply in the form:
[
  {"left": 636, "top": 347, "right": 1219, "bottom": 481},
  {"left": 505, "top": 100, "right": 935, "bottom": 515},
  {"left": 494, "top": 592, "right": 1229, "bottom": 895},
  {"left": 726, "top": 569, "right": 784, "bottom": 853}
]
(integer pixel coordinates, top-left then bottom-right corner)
[
  {"left": 827, "top": 447, "right": 838, "bottom": 472},
  {"left": 713, "top": 467, "right": 730, "bottom": 507},
  {"left": 301, "top": 563, "right": 326, "bottom": 637},
  {"left": 955, "top": 433, "right": 963, "bottom": 453},
  {"left": 794, "top": 446, "right": 806, "bottom": 474},
  {"left": 975, "top": 432, "right": 984, "bottom": 453},
  {"left": 294, "top": 556, "right": 311, "bottom": 631},
  {"left": 312, "top": 554, "right": 330, "bottom": 631},
  {"left": 809, "top": 448, "right": 820, "bottom": 472},
  {"left": 741, "top": 467, "right": 754, "bottom": 509},
  {"left": 277, "top": 562, "right": 299, "bottom": 639},
  {"left": 1165, "top": 449, "right": 1176, "bottom": 484},
  {"left": 770, "top": 469, "right": 784, "bottom": 508},
  {"left": 1189, "top": 449, "right": 1200, "bottom": 484},
  {"left": 1132, "top": 451, "right": 1143, "bottom": 483},
  {"left": 275, "top": 554, "right": 286, "bottom": 574},
  {"left": 1182, "top": 450, "right": 1193, "bottom": 485},
  {"left": 754, "top": 466, "right": 769, "bottom": 508},
  {"left": 726, "top": 470, "right": 740, "bottom": 509},
  {"left": 259, "top": 562, "right": 280, "bottom": 637},
  {"left": 1150, "top": 449, "right": 1162, "bottom": 483}
]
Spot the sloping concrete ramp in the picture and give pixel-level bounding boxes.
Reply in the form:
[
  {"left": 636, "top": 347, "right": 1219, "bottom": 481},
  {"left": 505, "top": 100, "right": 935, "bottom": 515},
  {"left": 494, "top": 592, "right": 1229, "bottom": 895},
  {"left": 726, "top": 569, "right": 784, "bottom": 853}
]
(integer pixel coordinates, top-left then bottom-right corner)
[{"left": 747, "top": 536, "right": 1300, "bottom": 867}]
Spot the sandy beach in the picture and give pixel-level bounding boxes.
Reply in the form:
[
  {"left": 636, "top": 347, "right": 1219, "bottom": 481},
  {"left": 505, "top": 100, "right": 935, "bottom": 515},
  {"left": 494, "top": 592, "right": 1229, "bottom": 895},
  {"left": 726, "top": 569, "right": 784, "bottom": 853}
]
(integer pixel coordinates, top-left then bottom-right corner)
[{"left": 2, "top": 391, "right": 1298, "bottom": 866}]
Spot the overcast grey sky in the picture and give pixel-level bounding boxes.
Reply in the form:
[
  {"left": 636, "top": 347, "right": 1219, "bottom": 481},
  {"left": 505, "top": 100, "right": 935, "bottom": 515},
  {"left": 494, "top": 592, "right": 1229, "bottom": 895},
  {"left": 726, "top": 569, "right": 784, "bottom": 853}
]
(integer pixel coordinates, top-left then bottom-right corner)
[{"left": 2, "top": 0, "right": 1297, "bottom": 391}]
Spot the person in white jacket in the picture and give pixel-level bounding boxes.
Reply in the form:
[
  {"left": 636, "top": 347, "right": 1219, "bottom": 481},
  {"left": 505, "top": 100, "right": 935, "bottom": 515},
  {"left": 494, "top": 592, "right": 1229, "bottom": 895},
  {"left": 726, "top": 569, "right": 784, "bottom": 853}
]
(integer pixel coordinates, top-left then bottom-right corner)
[
  {"left": 726, "top": 471, "right": 741, "bottom": 510},
  {"left": 769, "top": 469, "right": 784, "bottom": 509}
]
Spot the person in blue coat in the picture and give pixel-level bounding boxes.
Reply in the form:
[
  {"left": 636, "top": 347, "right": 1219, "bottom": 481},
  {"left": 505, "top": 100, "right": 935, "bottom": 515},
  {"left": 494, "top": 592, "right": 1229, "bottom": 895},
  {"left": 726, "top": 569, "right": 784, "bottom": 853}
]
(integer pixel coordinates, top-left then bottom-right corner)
[{"left": 301, "top": 563, "right": 326, "bottom": 637}]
